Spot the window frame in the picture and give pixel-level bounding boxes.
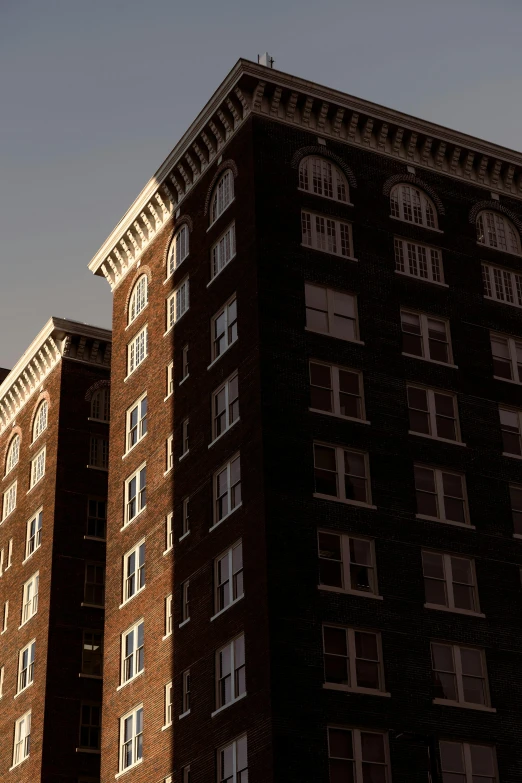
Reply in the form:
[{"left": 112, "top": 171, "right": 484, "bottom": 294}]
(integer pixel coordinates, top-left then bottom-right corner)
[
  {"left": 213, "top": 540, "right": 244, "bottom": 618},
  {"left": 166, "top": 361, "right": 174, "bottom": 399},
  {"left": 125, "top": 392, "right": 148, "bottom": 454},
  {"left": 313, "top": 443, "right": 373, "bottom": 508},
  {"left": 210, "top": 169, "right": 234, "bottom": 225},
  {"left": 167, "top": 224, "right": 189, "bottom": 277},
  {"left": 5, "top": 435, "right": 20, "bottom": 476},
  {"left": 90, "top": 386, "right": 110, "bottom": 422},
  {"left": 401, "top": 308, "right": 454, "bottom": 366},
  {"left": 217, "top": 734, "right": 248, "bottom": 783},
  {"left": 12, "top": 710, "right": 31, "bottom": 768},
  {"left": 164, "top": 512, "right": 174, "bottom": 553},
  {"left": 482, "top": 262, "right": 522, "bottom": 308},
  {"left": 211, "top": 371, "right": 239, "bottom": 443},
  {"left": 414, "top": 464, "right": 471, "bottom": 527},
  {"left": 21, "top": 572, "right": 39, "bottom": 625},
  {"left": 166, "top": 276, "right": 190, "bottom": 332},
  {"left": 25, "top": 510, "right": 42, "bottom": 560},
  {"left": 309, "top": 361, "right": 366, "bottom": 422},
  {"left": 210, "top": 222, "right": 236, "bottom": 282},
  {"left": 210, "top": 294, "right": 238, "bottom": 365},
  {"left": 30, "top": 446, "right": 46, "bottom": 487},
  {"left": 476, "top": 210, "right": 520, "bottom": 256},
  {"left": 88, "top": 436, "right": 108, "bottom": 471},
  {"left": 322, "top": 625, "right": 387, "bottom": 695},
  {"left": 78, "top": 702, "right": 102, "bottom": 751},
  {"left": 212, "top": 453, "right": 242, "bottom": 528},
  {"left": 121, "top": 619, "right": 144, "bottom": 686},
  {"left": 180, "top": 419, "right": 189, "bottom": 459},
  {"left": 181, "top": 497, "right": 190, "bottom": 539},
  {"left": 165, "top": 594, "right": 173, "bottom": 637},
  {"left": 2, "top": 480, "right": 17, "bottom": 520},
  {"left": 215, "top": 633, "right": 246, "bottom": 713},
  {"left": 128, "top": 274, "right": 148, "bottom": 326},
  {"left": 490, "top": 332, "right": 522, "bottom": 384},
  {"left": 390, "top": 183, "right": 438, "bottom": 229},
  {"left": 32, "top": 401, "right": 48, "bottom": 442},
  {"left": 86, "top": 498, "right": 106, "bottom": 540},
  {"left": 17, "top": 639, "right": 35, "bottom": 694},
  {"left": 163, "top": 681, "right": 173, "bottom": 728},
  {"left": 301, "top": 210, "right": 355, "bottom": 260},
  {"left": 422, "top": 550, "right": 481, "bottom": 616},
  {"left": 439, "top": 740, "right": 498, "bottom": 783},
  {"left": 407, "top": 384, "right": 462, "bottom": 444},
  {"left": 499, "top": 405, "right": 522, "bottom": 457},
  {"left": 181, "top": 344, "right": 189, "bottom": 382},
  {"left": 431, "top": 642, "right": 492, "bottom": 710},
  {"left": 118, "top": 705, "right": 143, "bottom": 773},
  {"left": 305, "top": 283, "right": 360, "bottom": 342},
  {"left": 510, "top": 483, "right": 522, "bottom": 537},
  {"left": 122, "top": 540, "right": 146, "bottom": 604},
  {"left": 124, "top": 463, "right": 147, "bottom": 526},
  {"left": 394, "top": 236, "right": 444, "bottom": 285},
  {"left": 181, "top": 669, "right": 191, "bottom": 716},
  {"left": 298, "top": 156, "right": 350, "bottom": 203},
  {"left": 127, "top": 325, "right": 148, "bottom": 378},
  {"left": 82, "top": 629, "right": 103, "bottom": 677},
  {"left": 84, "top": 562, "right": 105, "bottom": 607},
  {"left": 180, "top": 580, "right": 190, "bottom": 625},
  {"left": 318, "top": 530, "right": 380, "bottom": 598},
  {"left": 327, "top": 726, "right": 391, "bottom": 783}
]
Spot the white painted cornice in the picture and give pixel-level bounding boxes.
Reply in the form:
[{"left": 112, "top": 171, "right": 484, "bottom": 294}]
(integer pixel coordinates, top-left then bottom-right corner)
[
  {"left": 0, "top": 318, "right": 112, "bottom": 437},
  {"left": 89, "top": 58, "right": 522, "bottom": 291}
]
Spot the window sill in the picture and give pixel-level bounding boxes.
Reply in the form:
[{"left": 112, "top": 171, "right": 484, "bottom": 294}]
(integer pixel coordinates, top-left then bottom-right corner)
[
  {"left": 163, "top": 466, "right": 174, "bottom": 477},
  {"left": 309, "top": 408, "right": 370, "bottom": 425},
  {"left": 125, "top": 306, "right": 149, "bottom": 330},
  {"left": 18, "top": 618, "right": 35, "bottom": 630},
  {"left": 493, "top": 375, "right": 522, "bottom": 386},
  {"left": 22, "top": 549, "right": 40, "bottom": 566},
  {"left": 119, "top": 586, "right": 146, "bottom": 610},
  {"left": 207, "top": 338, "right": 238, "bottom": 371},
  {"left": 424, "top": 603, "right": 485, "bottom": 618},
  {"left": 484, "top": 294, "right": 522, "bottom": 310},
  {"left": 179, "top": 450, "right": 189, "bottom": 462},
  {"left": 0, "top": 510, "right": 15, "bottom": 524},
  {"left": 179, "top": 709, "right": 191, "bottom": 720},
  {"left": 408, "top": 431, "right": 466, "bottom": 447},
  {"left": 179, "top": 374, "right": 189, "bottom": 386},
  {"left": 318, "top": 584, "right": 383, "bottom": 600},
  {"left": 179, "top": 618, "right": 190, "bottom": 628},
  {"left": 117, "top": 671, "right": 144, "bottom": 691},
  {"left": 477, "top": 242, "right": 521, "bottom": 259},
  {"left": 313, "top": 494, "right": 377, "bottom": 510},
  {"left": 433, "top": 698, "right": 496, "bottom": 713},
  {"left": 323, "top": 683, "right": 390, "bottom": 697},
  {"left": 394, "top": 270, "right": 449, "bottom": 288},
  {"left": 84, "top": 535, "right": 106, "bottom": 542},
  {"left": 416, "top": 514, "right": 475, "bottom": 530},
  {"left": 207, "top": 199, "right": 236, "bottom": 232},
  {"left": 76, "top": 747, "right": 101, "bottom": 754},
  {"left": 14, "top": 682, "right": 34, "bottom": 699},
  {"left": 402, "top": 353, "right": 458, "bottom": 369},
  {"left": 79, "top": 673, "right": 103, "bottom": 679},
  {"left": 300, "top": 243, "right": 358, "bottom": 263},
  {"left": 81, "top": 603, "right": 104, "bottom": 609},
  {"left": 513, "top": 533, "right": 522, "bottom": 540},
  {"left": 27, "top": 477, "right": 44, "bottom": 494},
  {"left": 120, "top": 506, "right": 147, "bottom": 532},
  {"left": 86, "top": 465, "right": 109, "bottom": 472},
  {"left": 122, "top": 434, "right": 148, "bottom": 460},
  {"left": 161, "top": 722, "right": 172, "bottom": 732},
  {"left": 211, "top": 594, "right": 244, "bottom": 622},
  {"left": 88, "top": 417, "right": 110, "bottom": 423},
  {"left": 211, "top": 691, "right": 247, "bottom": 717},
  {"left": 209, "top": 503, "right": 243, "bottom": 532},
  {"left": 9, "top": 758, "right": 29, "bottom": 771},
  {"left": 179, "top": 531, "right": 190, "bottom": 542},
  {"left": 206, "top": 254, "right": 237, "bottom": 288},
  {"left": 162, "top": 631, "right": 173, "bottom": 641},
  {"left": 298, "top": 189, "right": 354, "bottom": 208},
  {"left": 208, "top": 418, "right": 240, "bottom": 449},
  {"left": 124, "top": 358, "right": 148, "bottom": 383},
  {"left": 305, "top": 327, "right": 364, "bottom": 345},
  {"left": 115, "top": 759, "right": 143, "bottom": 779},
  {"left": 163, "top": 545, "right": 173, "bottom": 556},
  {"left": 389, "top": 215, "right": 443, "bottom": 233},
  {"left": 503, "top": 451, "right": 522, "bottom": 460}
]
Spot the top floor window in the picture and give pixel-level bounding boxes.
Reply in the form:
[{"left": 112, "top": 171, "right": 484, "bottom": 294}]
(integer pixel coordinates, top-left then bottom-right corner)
[
  {"left": 168, "top": 225, "right": 189, "bottom": 277},
  {"left": 390, "top": 184, "right": 437, "bottom": 229},
  {"left": 33, "top": 401, "right": 48, "bottom": 442},
  {"left": 5, "top": 435, "right": 20, "bottom": 476},
  {"left": 299, "top": 156, "right": 349, "bottom": 203},
  {"left": 477, "top": 210, "right": 520, "bottom": 255},
  {"left": 211, "top": 170, "right": 234, "bottom": 225},
  {"left": 91, "top": 387, "right": 110, "bottom": 422},
  {"left": 127, "top": 326, "right": 148, "bottom": 377},
  {"left": 128, "top": 275, "right": 148, "bottom": 325}
]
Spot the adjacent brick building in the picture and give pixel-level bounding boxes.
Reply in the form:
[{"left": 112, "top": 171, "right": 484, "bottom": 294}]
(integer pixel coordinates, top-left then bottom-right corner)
[
  {"left": 89, "top": 59, "right": 522, "bottom": 783},
  {"left": 0, "top": 317, "right": 111, "bottom": 782}
]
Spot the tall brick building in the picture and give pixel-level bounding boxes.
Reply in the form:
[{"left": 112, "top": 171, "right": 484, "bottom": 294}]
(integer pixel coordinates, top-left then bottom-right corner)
[
  {"left": 89, "top": 59, "right": 522, "bottom": 783},
  {"left": 0, "top": 318, "right": 111, "bottom": 782}
]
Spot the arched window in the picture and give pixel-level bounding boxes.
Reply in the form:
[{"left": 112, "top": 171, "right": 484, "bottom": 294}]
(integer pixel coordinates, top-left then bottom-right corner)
[
  {"left": 5, "top": 435, "right": 20, "bottom": 475},
  {"left": 210, "top": 170, "right": 234, "bottom": 225},
  {"left": 128, "top": 275, "right": 148, "bottom": 325},
  {"left": 390, "top": 184, "right": 437, "bottom": 229},
  {"left": 91, "top": 387, "right": 110, "bottom": 422},
  {"left": 298, "top": 156, "right": 349, "bottom": 203},
  {"left": 167, "top": 225, "right": 189, "bottom": 277},
  {"left": 33, "top": 401, "right": 48, "bottom": 442},
  {"left": 476, "top": 211, "right": 520, "bottom": 255}
]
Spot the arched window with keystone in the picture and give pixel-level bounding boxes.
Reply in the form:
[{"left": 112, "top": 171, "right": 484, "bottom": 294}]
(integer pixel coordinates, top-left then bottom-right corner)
[
  {"left": 33, "top": 401, "right": 48, "bottom": 442},
  {"left": 390, "top": 183, "right": 437, "bottom": 229},
  {"left": 476, "top": 210, "right": 521, "bottom": 255},
  {"left": 128, "top": 275, "right": 148, "bottom": 325},
  {"left": 5, "top": 435, "right": 20, "bottom": 476},
  {"left": 299, "top": 156, "right": 349, "bottom": 203},
  {"left": 167, "top": 225, "right": 189, "bottom": 277},
  {"left": 210, "top": 170, "right": 234, "bottom": 226}
]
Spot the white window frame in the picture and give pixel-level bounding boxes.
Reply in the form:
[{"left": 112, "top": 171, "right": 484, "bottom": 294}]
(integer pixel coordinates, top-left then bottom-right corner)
[
  {"left": 394, "top": 237, "right": 444, "bottom": 284},
  {"left": 328, "top": 727, "right": 390, "bottom": 783},
  {"left": 499, "top": 405, "right": 522, "bottom": 457},
  {"left": 5, "top": 435, "right": 20, "bottom": 476},
  {"left": 431, "top": 642, "right": 491, "bottom": 708},
  {"left": 218, "top": 735, "right": 248, "bottom": 783},
  {"left": 213, "top": 454, "right": 242, "bottom": 527},
  {"left": 2, "top": 600, "right": 8, "bottom": 632},
  {"left": 167, "top": 224, "right": 189, "bottom": 277},
  {"left": 414, "top": 465, "right": 470, "bottom": 527},
  {"left": 298, "top": 156, "right": 349, "bottom": 203},
  {"left": 490, "top": 332, "right": 522, "bottom": 384},
  {"left": 210, "top": 169, "right": 234, "bottom": 225},
  {"left": 211, "top": 372, "right": 239, "bottom": 443},
  {"left": 166, "top": 362, "right": 174, "bottom": 399},
  {"left": 32, "top": 401, "right": 48, "bottom": 442},
  {"left": 422, "top": 550, "right": 481, "bottom": 615},
  {"left": 3, "top": 481, "right": 17, "bottom": 520},
  {"left": 126, "top": 393, "right": 147, "bottom": 453},
  {"left": 323, "top": 625, "right": 387, "bottom": 695},
  {"left": 90, "top": 386, "right": 110, "bottom": 422},
  {"left": 121, "top": 620, "right": 144, "bottom": 685},
  {"left": 0, "top": 548, "right": 4, "bottom": 577},
  {"left": 128, "top": 274, "right": 148, "bottom": 325},
  {"left": 213, "top": 540, "right": 244, "bottom": 617},
  {"left": 12, "top": 711, "right": 31, "bottom": 768},
  {"left": 0, "top": 666, "right": 4, "bottom": 698},
  {"left": 439, "top": 741, "right": 498, "bottom": 783},
  {"left": 124, "top": 463, "right": 147, "bottom": 526},
  {"left": 181, "top": 580, "right": 190, "bottom": 625},
  {"left": 476, "top": 210, "right": 520, "bottom": 255},
  {"left": 25, "top": 509, "right": 42, "bottom": 560},
  {"left": 180, "top": 419, "right": 189, "bottom": 458},
  {"left": 181, "top": 344, "right": 189, "bottom": 382},
  {"left": 313, "top": 443, "right": 373, "bottom": 508},
  {"left": 407, "top": 385, "right": 461, "bottom": 443},
  {"left": 182, "top": 669, "right": 190, "bottom": 715},
  {"left": 166, "top": 277, "right": 190, "bottom": 332},
  {"left": 215, "top": 634, "right": 246, "bottom": 712},
  {"left": 309, "top": 361, "right": 366, "bottom": 422},
  {"left": 119, "top": 705, "right": 143, "bottom": 773},
  {"left": 181, "top": 497, "right": 190, "bottom": 539},
  {"left": 6, "top": 539, "right": 11, "bottom": 569},
  {"left": 21, "top": 573, "right": 39, "bottom": 625},
  {"left": 401, "top": 309, "right": 453, "bottom": 365},
  {"left": 318, "top": 530, "right": 379, "bottom": 598},
  {"left": 88, "top": 437, "right": 108, "bottom": 470},
  {"left": 165, "top": 594, "right": 173, "bottom": 637},
  {"left": 390, "top": 183, "right": 437, "bottom": 229},
  {"left": 210, "top": 295, "right": 238, "bottom": 365},
  {"left": 210, "top": 223, "right": 236, "bottom": 281},
  {"left": 123, "top": 540, "right": 145, "bottom": 604},
  {"left": 164, "top": 512, "right": 174, "bottom": 553},
  {"left": 301, "top": 211, "right": 355, "bottom": 259},
  {"left": 305, "top": 283, "right": 360, "bottom": 342},
  {"left": 127, "top": 326, "right": 148, "bottom": 377},
  {"left": 164, "top": 682, "right": 173, "bottom": 727},
  {"left": 17, "top": 640, "right": 35, "bottom": 694},
  {"left": 482, "top": 262, "right": 522, "bottom": 308}
]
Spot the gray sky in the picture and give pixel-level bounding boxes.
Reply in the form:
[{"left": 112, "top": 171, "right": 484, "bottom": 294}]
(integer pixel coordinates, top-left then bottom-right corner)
[{"left": 1, "top": 0, "right": 521, "bottom": 369}]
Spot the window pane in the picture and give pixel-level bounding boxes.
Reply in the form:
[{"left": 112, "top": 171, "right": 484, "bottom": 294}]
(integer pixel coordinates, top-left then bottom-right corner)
[{"left": 361, "top": 733, "right": 385, "bottom": 763}]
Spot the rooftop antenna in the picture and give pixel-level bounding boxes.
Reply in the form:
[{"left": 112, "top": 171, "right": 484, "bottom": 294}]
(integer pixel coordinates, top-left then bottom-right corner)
[{"left": 258, "top": 52, "right": 274, "bottom": 68}]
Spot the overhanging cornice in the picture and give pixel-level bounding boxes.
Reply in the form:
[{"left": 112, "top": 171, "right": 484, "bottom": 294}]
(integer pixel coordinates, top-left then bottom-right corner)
[{"left": 89, "top": 58, "right": 522, "bottom": 291}]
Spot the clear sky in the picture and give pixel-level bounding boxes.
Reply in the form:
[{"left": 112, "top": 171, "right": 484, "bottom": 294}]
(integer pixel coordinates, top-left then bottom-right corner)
[{"left": 1, "top": 0, "right": 521, "bottom": 369}]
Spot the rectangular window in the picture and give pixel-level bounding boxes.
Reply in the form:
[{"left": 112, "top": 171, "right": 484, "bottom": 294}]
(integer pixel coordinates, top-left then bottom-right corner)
[
  {"left": 415, "top": 465, "right": 469, "bottom": 525},
  {"left": 215, "top": 540, "right": 244, "bottom": 615},
  {"left": 167, "top": 277, "right": 190, "bottom": 330},
  {"left": 407, "top": 386, "right": 460, "bottom": 441},
  {"left": 165, "top": 594, "right": 173, "bottom": 636},
  {"left": 82, "top": 630, "right": 103, "bottom": 676},
  {"left": 318, "top": 531, "right": 378, "bottom": 596},
  {"left": 30, "top": 447, "right": 46, "bottom": 487},
  {"left": 126, "top": 393, "right": 147, "bottom": 452},
  {"left": 164, "top": 682, "right": 173, "bottom": 727},
  {"left": 123, "top": 541, "right": 145, "bottom": 602},
  {"left": 212, "top": 372, "right": 239, "bottom": 440},
  {"left": 431, "top": 643, "right": 490, "bottom": 707},
  {"left": 122, "top": 620, "right": 144, "bottom": 684},
  {"left": 2, "top": 600, "right": 8, "bottom": 632},
  {"left": 216, "top": 635, "right": 246, "bottom": 710},
  {"left": 182, "top": 497, "right": 190, "bottom": 537},
  {"left": 314, "top": 444, "right": 371, "bottom": 506},
  {"left": 165, "top": 512, "right": 174, "bottom": 552},
  {"left": 166, "top": 361, "right": 174, "bottom": 397},
  {"left": 87, "top": 499, "right": 106, "bottom": 539},
  {"left": 0, "top": 666, "right": 4, "bottom": 698},
  {"left": 166, "top": 435, "right": 174, "bottom": 471},
  {"left": 422, "top": 551, "right": 480, "bottom": 613},
  {"left": 182, "top": 767, "right": 190, "bottom": 783},
  {"left": 181, "top": 581, "right": 190, "bottom": 623},
  {"left": 490, "top": 333, "right": 522, "bottom": 382},
  {"left": 440, "top": 741, "right": 497, "bottom": 783},
  {"left": 482, "top": 262, "right": 522, "bottom": 308},
  {"left": 127, "top": 326, "right": 148, "bottom": 376},
  {"left": 125, "top": 464, "right": 147, "bottom": 525},
  {"left": 3, "top": 481, "right": 17, "bottom": 520},
  {"left": 84, "top": 563, "right": 105, "bottom": 606},
  {"left": 21, "top": 573, "right": 38, "bottom": 624},
  {"left": 181, "top": 419, "right": 189, "bottom": 457},
  {"left": 328, "top": 727, "right": 390, "bottom": 783},
  {"left": 218, "top": 735, "right": 247, "bottom": 783},
  {"left": 26, "top": 509, "right": 42, "bottom": 558},
  {"left": 211, "top": 223, "right": 236, "bottom": 280},
  {"left": 0, "top": 548, "right": 4, "bottom": 577},
  {"left": 12, "top": 711, "right": 31, "bottom": 767},
  {"left": 305, "top": 283, "right": 359, "bottom": 341},
  {"left": 499, "top": 406, "right": 522, "bottom": 455},
  {"left": 18, "top": 640, "right": 35, "bottom": 693},
  {"left": 89, "top": 437, "right": 108, "bottom": 469},
  {"left": 214, "top": 454, "right": 241, "bottom": 524},
  {"left": 6, "top": 539, "right": 12, "bottom": 569},
  {"left": 301, "top": 211, "right": 354, "bottom": 258},
  {"left": 394, "top": 237, "right": 443, "bottom": 283},
  {"left": 212, "top": 295, "right": 238, "bottom": 361},
  {"left": 182, "top": 344, "right": 189, "bottom": 380},
  {"left": 510, "top": 484, "right": 522, "bottom": 535},
  {"left": 79, "top": 703, "right": 101, "bottom": 750},
  {"left": 119, "top": 706, "right": 143, "bottom": 772},
  {"left": 323, "top": 626, "right": 385, "bottom": 693},
  {"left": 182, "top": 669, "right": 190, "bottom": 714},
  {"left": 401, "top": 309, "right": 452, "bottom": 364},
  {"left": 309, "top": 362, "right": 365, "bottom": 420}
]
